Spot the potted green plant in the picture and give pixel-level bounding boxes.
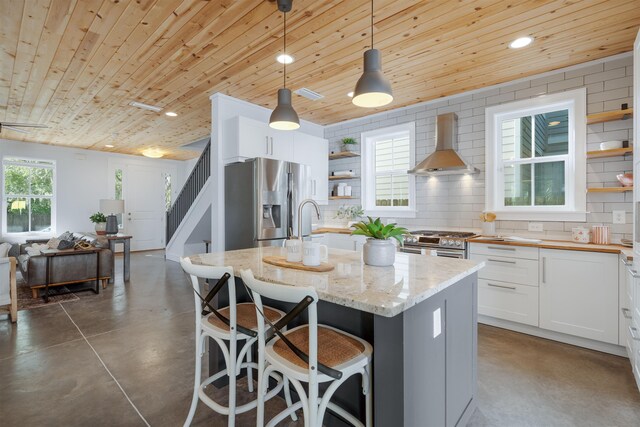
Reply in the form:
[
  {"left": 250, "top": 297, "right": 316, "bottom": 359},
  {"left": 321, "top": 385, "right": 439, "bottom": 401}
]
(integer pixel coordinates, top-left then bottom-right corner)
[
  {"left": 351, "top": 217, "right": 408, "bottom": 267},
  {"left": 90, "top": 212, "right": 107, "bottom": 235},
  {"left": 341, "top": 137, "right": 357, "bottom": 152},
  {"left": 334, "top": 204, "right": 364, "bottom": 227}
]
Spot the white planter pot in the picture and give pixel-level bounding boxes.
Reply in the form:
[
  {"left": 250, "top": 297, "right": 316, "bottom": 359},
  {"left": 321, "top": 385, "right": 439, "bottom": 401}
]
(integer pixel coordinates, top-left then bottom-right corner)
[
  {"left": 363, "top": 238, "right": 396, "bottom": 267},
  {"left": 94, "top": 222, "right": 107, "bottom": 235}
]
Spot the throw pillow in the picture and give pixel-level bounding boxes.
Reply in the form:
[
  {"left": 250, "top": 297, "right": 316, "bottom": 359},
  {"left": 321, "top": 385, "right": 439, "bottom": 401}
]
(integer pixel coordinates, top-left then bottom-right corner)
[
  {"left": 57, "top": 240, "right": 75, "bottom": 250},
  {"left": 0, "top": 242, "right": 12, "bottom": 258},
  {"left": 25, "top": 247, "right": 41, "bottom": 257},
  {"left": 58, "top": 231, "right": 73, "bottom": 241},
  {"left": 47, "top": 237, "right": 61, "bottom": 249}
]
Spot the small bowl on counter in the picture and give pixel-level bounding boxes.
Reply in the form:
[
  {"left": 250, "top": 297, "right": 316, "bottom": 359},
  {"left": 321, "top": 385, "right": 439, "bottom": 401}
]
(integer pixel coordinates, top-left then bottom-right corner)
[
  {"left": 600, "top": 140, "right": 623, "bottom": 151},
  {"left": 616, "top": 172, "right": 633, "bottom": 187}
]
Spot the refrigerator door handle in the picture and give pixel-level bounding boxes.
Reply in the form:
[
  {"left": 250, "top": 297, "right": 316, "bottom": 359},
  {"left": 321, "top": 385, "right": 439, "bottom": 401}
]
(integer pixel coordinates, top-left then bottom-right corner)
[{"left": 265, "top": 136, "right": 269, "bottom": 155}]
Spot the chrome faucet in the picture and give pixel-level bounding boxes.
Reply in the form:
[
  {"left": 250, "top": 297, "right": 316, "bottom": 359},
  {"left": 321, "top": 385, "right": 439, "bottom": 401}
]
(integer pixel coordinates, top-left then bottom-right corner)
[{"left": 297, "top": 198, "right": 321, "bottom": 240}]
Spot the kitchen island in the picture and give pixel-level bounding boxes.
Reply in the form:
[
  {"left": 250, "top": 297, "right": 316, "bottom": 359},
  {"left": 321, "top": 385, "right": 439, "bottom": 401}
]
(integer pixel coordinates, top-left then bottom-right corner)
[{"left": 190, "top": 247, "right": 484, "bottom": 427}]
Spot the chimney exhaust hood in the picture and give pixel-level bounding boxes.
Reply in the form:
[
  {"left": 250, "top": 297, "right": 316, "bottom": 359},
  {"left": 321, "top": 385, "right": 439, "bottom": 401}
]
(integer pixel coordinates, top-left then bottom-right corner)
[{"left": 408, "top": 112, "right": 478, "bottom": 176}]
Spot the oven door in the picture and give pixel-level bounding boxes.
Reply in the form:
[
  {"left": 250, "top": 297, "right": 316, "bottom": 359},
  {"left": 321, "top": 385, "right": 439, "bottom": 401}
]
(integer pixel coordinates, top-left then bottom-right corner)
[
  {"left": 432, "top": 248, "right": 465, "bottom": 259},
  {"left": 400, "top": 246, "right": 466, "bottom": 258}
]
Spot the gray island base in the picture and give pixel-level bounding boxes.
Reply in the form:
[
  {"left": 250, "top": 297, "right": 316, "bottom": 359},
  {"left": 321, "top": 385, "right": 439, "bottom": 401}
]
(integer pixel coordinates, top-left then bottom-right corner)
[{"left": 190, "top": 247, "right": 483, "bottom": 427}]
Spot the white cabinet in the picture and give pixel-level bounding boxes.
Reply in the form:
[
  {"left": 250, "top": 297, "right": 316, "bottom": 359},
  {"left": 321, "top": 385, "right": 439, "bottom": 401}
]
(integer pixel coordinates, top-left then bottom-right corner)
[
  {"left": 293, "top": 133, "right": 328, "bottom": 205},
  {"left": 539, "top": 249, "right": 619, "bottom": 344},
  {"left": 478, "top": 279, "right": 538, "bottom": 326},
  {"left": 224, "top": 116, "right": 294, "bottom": 163},
  {"left": 470, "top": 243, "right": 539, "bottom": 327}
]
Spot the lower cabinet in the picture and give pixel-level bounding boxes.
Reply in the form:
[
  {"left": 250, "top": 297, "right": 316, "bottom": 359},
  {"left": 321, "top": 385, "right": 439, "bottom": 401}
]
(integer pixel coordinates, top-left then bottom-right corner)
[
  {"left": 478, "top": 279, "right": 538, "bottom": 326},
  {"left": 539, "top": 249, "right": 619, "bottom": 344}
]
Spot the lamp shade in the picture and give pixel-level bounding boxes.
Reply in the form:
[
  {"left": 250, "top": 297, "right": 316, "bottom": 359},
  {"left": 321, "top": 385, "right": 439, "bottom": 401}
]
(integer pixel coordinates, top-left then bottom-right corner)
[
  {"left": 100, "top": 199, "right": 124, "bottom": 214},
  {"left": 269, "top": 88, "right": 300, "bottom": 130},
  {"left": 352, "top": 49, "right": 393, "bottom": 108}
]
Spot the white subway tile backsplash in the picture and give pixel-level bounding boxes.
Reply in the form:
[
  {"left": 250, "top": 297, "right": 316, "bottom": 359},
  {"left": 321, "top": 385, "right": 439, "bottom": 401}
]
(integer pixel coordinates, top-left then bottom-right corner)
[{"left": 322, "top": 55, "right": 633, "bottom": 241}]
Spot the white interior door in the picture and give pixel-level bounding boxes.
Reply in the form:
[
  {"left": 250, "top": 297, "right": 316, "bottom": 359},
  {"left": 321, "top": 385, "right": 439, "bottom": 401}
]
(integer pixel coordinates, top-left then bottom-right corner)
[{"left": 125, "top": 164, "right": 166, "bottom": 251}]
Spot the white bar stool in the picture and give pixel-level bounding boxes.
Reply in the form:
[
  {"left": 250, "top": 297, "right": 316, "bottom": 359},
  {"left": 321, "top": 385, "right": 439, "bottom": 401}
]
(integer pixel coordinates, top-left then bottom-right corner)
[
  {"left": 241, "top": 269, "right": 373, "bottom": 427},
  {"left": 180, "top": 258, "right": 295, "bottom": 426}
]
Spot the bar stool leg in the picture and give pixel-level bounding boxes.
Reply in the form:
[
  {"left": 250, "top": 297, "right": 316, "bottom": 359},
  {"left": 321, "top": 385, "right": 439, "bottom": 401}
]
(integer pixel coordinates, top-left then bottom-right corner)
[
  {"left": 247, "top": 349, "right": 254, "bottom": 393},
  {"left": 184, "top": 331, "right": 202, "bottom": 427},
  {"left": 228, "top": 337, "right": 237, "bottom": 427}
]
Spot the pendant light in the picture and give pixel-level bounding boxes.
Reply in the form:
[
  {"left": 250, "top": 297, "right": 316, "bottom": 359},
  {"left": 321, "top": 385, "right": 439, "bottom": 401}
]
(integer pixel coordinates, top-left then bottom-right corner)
[
  {"left": 352, "top": 0, "right": 393, "bottom": 108},
  {"left": 269, "top": 0, "right": 300, "bottom": 130}
]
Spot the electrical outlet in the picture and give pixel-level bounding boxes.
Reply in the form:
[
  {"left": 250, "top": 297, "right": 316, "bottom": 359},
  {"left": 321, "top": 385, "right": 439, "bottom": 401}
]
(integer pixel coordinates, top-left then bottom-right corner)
[
  {"left": 613, "top": 210, "right": 626, "bottom": 224},
  {"left": 528, "top": 222, "right": 543, "bottom": 232},
  {"left": 433, "top": 308, "right": 442, "bottom": 338}
]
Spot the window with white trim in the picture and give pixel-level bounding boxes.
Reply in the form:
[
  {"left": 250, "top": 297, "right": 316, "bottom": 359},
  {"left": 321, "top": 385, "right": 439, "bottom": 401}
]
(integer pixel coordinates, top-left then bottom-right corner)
[
  {"left": 2, "top": 157, "right": 56, "bottom": 234},
  {"left": 485, "top": 88, "right": 586, "bottom": 221},
  {"left": 361, "top": 122, "right": 416, "bottom": 217}
]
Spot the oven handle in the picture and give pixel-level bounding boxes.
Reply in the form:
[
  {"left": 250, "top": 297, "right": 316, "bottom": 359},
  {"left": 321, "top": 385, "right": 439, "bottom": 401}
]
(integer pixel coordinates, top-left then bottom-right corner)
[{"left": 434, "top": 249, "right": 465, "bottom": 258}]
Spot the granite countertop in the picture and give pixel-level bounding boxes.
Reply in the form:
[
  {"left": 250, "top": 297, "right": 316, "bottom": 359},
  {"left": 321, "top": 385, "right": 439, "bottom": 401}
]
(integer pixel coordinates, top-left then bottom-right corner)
[
  {"left": 189, "top": 246, "right": 484, "bottom": 318},
  {"left": 469, "top": 236, "right": 634, "bottom": 260}
]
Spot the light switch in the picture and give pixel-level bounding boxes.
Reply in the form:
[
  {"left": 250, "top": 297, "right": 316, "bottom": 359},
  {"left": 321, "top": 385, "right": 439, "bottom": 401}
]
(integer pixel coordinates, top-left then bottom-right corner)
[
  {"left": 613, "top": 210, "right": 626, "bottom": 224},
  {"left": 433, "top": 308, "right": 442, "bottom": 338}
]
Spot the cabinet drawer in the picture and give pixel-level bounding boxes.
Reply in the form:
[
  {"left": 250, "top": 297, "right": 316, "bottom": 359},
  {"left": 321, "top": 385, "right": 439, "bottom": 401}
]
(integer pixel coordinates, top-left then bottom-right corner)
[
  {"left": 470, "top": 243, "right": 539, "bottom": 260},
  {"left": 470, "top": 254, "right": 539, "bottom": 286},
  {"left": 478, "top": 279, "right": 539, "bottom": 326}
]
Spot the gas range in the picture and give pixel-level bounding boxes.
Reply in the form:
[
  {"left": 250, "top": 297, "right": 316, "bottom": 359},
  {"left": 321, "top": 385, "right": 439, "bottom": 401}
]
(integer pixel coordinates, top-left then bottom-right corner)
[{"left": 401, "top": 230, "right": 477, "bottom": 258}]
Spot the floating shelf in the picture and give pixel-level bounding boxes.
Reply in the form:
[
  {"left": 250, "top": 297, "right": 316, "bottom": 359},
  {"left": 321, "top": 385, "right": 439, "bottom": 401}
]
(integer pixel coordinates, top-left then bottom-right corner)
[
  {"left": 329, "top": 175, "right": 359, "bottom": 180},
  {"left": 586, "top": 108, "right": 633, "bottom": 125},
  {"left": 586, "top": 147, "right": 633, "bottom": 159},
  {"left": 329, "top": 151, "right": 360, "bottom": 160},
  {"left": 329, "top": 196, "right": 355, "bottom": 200},
  {"left": 587, "top": 187, "right": 633, "bottom": 193}
]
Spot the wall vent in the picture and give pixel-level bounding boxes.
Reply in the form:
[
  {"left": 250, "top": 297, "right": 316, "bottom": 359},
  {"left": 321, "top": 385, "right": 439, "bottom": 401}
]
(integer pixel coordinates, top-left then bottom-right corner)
[{"left": 294, "top": 88, "right": 324, "bottom": 101}]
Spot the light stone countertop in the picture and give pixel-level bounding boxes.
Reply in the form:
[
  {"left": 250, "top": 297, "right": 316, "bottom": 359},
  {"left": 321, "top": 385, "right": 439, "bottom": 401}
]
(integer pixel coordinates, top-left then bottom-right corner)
[{"left": 189, "top": 246, "right": 484, "bottom": 318}]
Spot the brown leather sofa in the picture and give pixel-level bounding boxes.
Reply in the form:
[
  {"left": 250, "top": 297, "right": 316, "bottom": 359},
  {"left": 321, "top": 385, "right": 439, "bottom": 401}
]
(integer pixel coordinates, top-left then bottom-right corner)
[{"left": 18, "top": 237, "right": 113, "bottom": 298}]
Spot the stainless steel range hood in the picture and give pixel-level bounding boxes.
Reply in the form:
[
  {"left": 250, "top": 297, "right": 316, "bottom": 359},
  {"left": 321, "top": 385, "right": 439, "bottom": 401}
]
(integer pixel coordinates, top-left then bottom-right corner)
[{"left": 408, "top": 112, "right": 478, "bottom": 176}]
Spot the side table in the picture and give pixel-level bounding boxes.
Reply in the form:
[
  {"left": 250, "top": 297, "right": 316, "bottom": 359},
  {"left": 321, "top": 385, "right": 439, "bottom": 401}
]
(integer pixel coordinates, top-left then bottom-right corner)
[{"left": 105, "top": 235, "right": 132, "bottom": 284}]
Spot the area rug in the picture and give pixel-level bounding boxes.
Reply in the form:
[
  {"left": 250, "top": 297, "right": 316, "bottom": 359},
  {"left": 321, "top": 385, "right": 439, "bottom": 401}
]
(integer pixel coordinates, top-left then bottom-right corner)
[{"left": 16, "top": 282, "right": 80, "bottom": 310}]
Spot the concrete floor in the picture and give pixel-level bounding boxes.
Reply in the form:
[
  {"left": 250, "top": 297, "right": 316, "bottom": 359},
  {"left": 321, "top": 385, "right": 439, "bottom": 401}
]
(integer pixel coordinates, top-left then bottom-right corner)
[{"left": 1, "top": 250, "right": 639, "bottom": 426}]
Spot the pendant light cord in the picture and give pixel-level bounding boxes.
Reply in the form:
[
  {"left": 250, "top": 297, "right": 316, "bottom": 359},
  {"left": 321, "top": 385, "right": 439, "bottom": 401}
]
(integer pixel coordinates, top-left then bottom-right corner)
[
  {"left": 283, "top": 11, "right": 287, "bottom": 89},
  {"left": 371, "top": 0, "right": 373, "bottom": 49}
]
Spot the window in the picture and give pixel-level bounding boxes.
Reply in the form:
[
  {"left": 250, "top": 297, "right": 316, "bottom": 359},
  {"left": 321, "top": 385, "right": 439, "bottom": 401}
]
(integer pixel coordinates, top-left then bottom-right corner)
[
  {"left": 485, "top": 89, "right": 586, "bottom": 221},
  {"left": 114, "top": 168, "right": 123, "bottom": 229},
  {"left": 163, "top": 172, "right": 172, "bottom": 211},
  {"left": 361, "top": 122, "right": 416, "bottom": 217},
  {"left": 3, "top": 157, "right": 56, "bottom": 234}
]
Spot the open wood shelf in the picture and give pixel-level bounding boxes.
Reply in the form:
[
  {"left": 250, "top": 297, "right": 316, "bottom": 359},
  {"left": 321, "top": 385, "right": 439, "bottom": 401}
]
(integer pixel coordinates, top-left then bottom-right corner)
[
  {"left": 586, "top": 108, "right": 633, "bottom": 125},
  {"left": 329, "top": 175, "right": 358, "bottom": 180},
  {"left": 329, "top": 196, "right": 355, "bottom": 200},
  {"left": 586, "top": 147, "right": 633, "bottom": 159},
  {"left": 587, "top": 186, "right": 633, "bottom": 193},
  {"left": 329, "top": 151, "right": 360, "bottom": 160}
]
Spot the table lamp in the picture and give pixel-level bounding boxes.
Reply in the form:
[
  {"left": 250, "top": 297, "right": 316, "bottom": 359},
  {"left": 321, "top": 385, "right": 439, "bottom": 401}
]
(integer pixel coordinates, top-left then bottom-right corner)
[{"left": 100, "top": 199, "right": 125, "bottom": 235}]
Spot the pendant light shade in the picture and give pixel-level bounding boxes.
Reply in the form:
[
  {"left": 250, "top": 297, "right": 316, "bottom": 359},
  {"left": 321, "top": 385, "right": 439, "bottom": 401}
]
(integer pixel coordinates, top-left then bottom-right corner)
[
  {"left": 269, "top": 0, "right": 299, "bottom": 130},
  {"left": 269, "top": 88, "right": 300, "bottom": 130},
  {"left": 352, "top": 49, "right": 393, "bottom": 108},
  {"left": 352, "top": 0, "right": 393, "bottom": 108}
]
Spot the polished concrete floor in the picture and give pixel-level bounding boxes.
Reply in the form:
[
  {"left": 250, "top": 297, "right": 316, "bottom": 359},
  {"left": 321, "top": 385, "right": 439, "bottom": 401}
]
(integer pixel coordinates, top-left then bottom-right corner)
[{"left": 1, "top": 251, "right": 639, "bottom": 426}]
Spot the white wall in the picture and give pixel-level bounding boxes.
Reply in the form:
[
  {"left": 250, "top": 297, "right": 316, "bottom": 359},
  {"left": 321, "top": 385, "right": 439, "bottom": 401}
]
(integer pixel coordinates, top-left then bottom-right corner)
[
  {"left": 322, "top": 53, "right": 634, "bottom": 243},
  {"left": 0, "top": 138, "right": 190, "bottom": 243},
  {"left": 209, "top": 93, "right": 324, "bottom": 251}
]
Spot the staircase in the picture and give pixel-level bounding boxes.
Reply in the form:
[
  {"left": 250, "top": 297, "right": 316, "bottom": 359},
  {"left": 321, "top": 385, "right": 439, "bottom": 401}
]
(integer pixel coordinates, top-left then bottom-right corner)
[{"left": 166, "top": 140, "right": 211, "bottom": 246}]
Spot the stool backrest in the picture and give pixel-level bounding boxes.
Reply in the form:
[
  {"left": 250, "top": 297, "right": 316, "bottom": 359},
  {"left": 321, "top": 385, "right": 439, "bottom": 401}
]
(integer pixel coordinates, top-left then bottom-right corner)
[
  {"left": 180, "top": 257, "right": 238, "bottom": 335},
  {"left": 240, "top": 269, "right": 322, "bottom": 382}
]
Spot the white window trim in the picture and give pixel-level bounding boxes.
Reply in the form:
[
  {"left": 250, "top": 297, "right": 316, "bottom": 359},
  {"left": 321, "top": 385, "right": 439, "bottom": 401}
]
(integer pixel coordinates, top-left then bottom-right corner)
[
  {"left": 2, "top": 156, "right": 57, "bottom": 236},
  {"left": 485, "top": 88, "right": 587, "bottom": 221},
  {"left": 361, "top": 122, "right": 416, "bottom": 218}
]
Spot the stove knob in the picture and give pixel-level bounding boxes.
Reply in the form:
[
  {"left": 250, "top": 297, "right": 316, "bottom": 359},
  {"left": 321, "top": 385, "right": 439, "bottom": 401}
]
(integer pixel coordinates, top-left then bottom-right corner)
[
  {"left": 447, "top": 240, "right": 454, "bottom": 246},
  {"left": 455, "top": 240, "right": 462, "bottom": 246}
]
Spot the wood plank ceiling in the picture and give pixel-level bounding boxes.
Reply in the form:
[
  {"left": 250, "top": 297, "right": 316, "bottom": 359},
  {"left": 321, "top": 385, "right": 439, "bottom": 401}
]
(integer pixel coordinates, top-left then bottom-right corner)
[{"left": 1, "top": 0, "right": 639, "bottom": 160}]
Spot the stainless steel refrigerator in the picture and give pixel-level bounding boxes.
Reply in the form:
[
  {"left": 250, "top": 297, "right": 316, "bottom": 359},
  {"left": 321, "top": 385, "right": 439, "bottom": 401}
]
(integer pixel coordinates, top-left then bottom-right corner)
[{"left": 224, "top": 158, "right": 311, "bottom": 250}]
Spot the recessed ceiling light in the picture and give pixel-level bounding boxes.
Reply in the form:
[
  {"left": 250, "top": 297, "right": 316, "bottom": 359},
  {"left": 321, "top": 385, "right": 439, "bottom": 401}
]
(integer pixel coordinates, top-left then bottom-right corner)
[
  {"left": 142, "top": 149, "right": 164, "bottom": 158},
  {"left": 347, "top": 92, "right": 354, "bottom": 97},
  {"left": 276, "top": 54, "right": 294, "bottom": 64},
  {"left": 105, "top": 144, "right": 114, "bottom": 148},
  {"left": 509, "top": 36, "right": 533, "bottom": 49},
  {"left": 165, "top": 111, "right": 178, "bottom": 117},
  {"left": 548, "top": 121, "right": 560, "bottom": 127}
]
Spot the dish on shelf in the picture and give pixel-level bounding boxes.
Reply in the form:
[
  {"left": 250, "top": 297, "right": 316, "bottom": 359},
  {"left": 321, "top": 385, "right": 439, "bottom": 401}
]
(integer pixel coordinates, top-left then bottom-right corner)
[
  {"left": 600, "top": 140, "right": 623, "bottom": 150},
  {"left": 621, "top": 239, "right": 633, "bottom": 248},
  {"left": 616, "top": 172, "right": 633, "bottom": 187}
]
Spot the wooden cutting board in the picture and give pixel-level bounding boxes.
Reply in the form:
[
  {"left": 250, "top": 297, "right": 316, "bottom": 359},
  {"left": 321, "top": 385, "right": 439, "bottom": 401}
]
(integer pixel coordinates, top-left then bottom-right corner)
[{"left": 262, "top": 256, "right": 334, "bottom": 272}]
